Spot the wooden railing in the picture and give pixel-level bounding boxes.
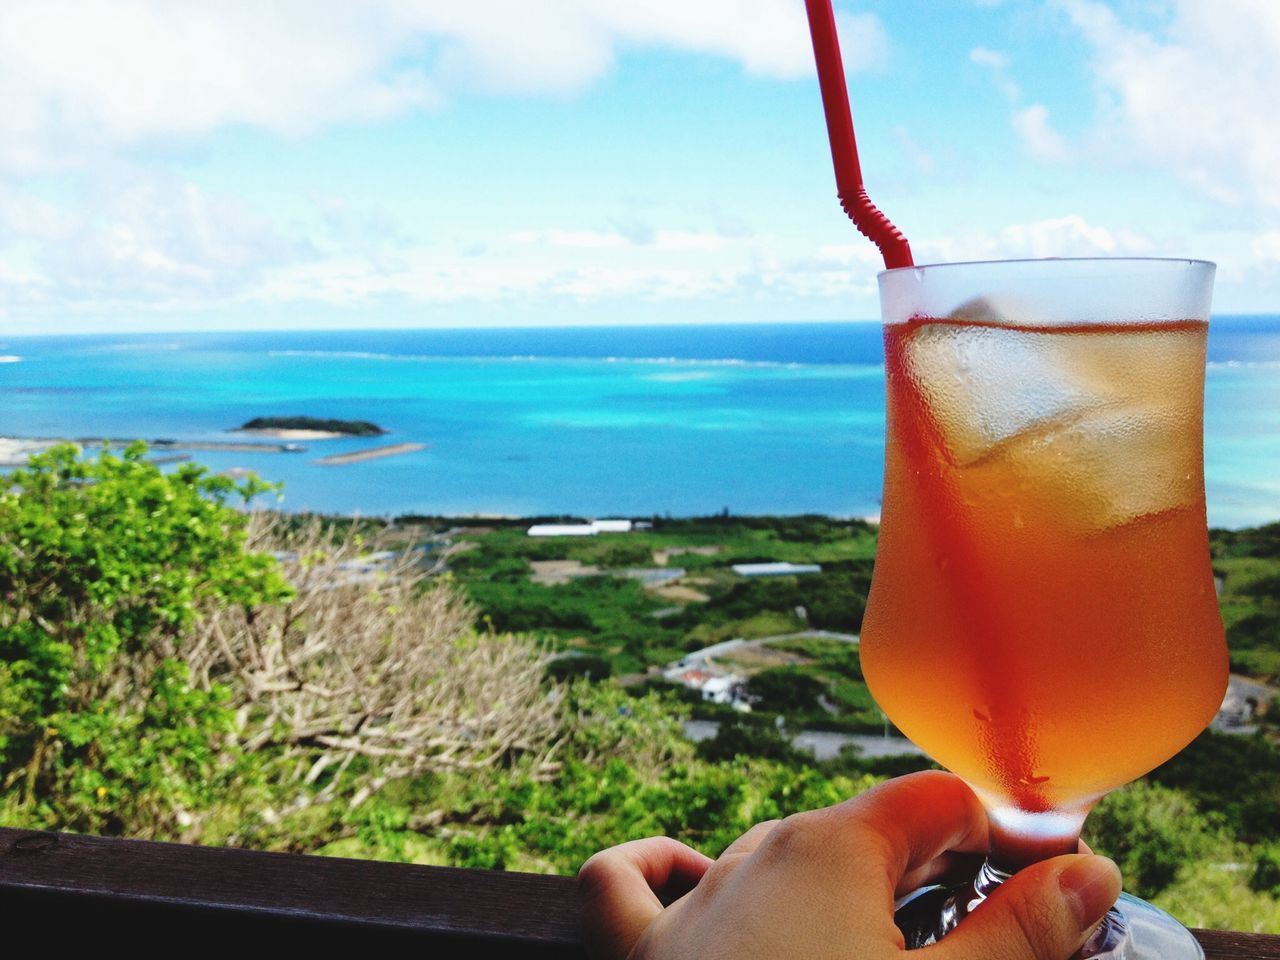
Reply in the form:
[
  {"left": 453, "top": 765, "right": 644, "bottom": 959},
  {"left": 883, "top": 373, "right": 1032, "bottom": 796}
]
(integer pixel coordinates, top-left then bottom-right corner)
[{"left": 2, "top": 827, "right": 1277, "bottom": 957}]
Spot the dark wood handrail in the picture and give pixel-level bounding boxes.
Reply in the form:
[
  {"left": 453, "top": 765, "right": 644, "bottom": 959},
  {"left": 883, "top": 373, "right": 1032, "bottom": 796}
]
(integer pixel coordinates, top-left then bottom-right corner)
[{"left": 1, "top": 827, "right": 1277, "bottom": 957}]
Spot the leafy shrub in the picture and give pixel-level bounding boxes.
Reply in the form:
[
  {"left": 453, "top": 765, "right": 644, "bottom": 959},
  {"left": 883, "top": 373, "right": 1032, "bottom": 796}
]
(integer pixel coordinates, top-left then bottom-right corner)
[
  {"left": 0, "top": 443, "right": 289, "bottom": 837},
  {"left": 1086, "top": 782, "right": 1221, "bottom": 897},
  {"left": 1236, "top": 572, "right": 1280, "bottom": 602},
  {"left": 0, "top": 444, "right": 563, "bottom": 841},
  {"left": 547, "top": 653, "right": 613, "bottom": 681},
  {"left": 1227, "top": 611, "right": 1280, "bottom": 649},
  {"left": 597, "top": 542, "right": 655, "bottom": 568},
  {"left": 694, "top": 714, "right": 803, "bottom": 764},
  {"left": 747, "top": 668, "right": 828, "bottom": 713},
  {"left": 1254, "top": 845, "right": 1280, "bottom": 896},
  {"left": 1149, "top": 731, "right": 1280, "bottom": 844}
]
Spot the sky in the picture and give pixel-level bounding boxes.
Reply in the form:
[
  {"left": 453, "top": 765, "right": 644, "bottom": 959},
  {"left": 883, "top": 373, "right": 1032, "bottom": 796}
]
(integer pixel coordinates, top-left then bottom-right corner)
[{"left": 2, "top": 0, "right": 1280, "bottom": 333}]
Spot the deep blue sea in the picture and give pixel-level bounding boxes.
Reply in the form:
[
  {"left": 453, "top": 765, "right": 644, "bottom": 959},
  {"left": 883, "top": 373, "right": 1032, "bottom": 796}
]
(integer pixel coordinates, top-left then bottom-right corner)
[{"left": 1, "top": 318, "right": 1278, "bottom": 528}]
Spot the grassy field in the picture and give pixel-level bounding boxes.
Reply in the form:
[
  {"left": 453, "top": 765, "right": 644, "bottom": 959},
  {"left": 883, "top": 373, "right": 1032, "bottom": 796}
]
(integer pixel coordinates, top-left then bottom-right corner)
[
  {"left": 440, "top": 515, "right": 1280, "bottom": 739},
  {"left": 445, "top": 516, "right": 878, "bottom": 717}
]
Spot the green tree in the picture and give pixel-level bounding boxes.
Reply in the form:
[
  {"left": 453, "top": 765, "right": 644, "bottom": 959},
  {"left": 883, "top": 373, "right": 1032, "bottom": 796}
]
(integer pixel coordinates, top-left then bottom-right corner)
[
  {"left": 748, "top": 667, "right": 828, "bottom": 713},
  {"left": 1254, "top": 844, "right": 1280, "bottom": 897},
  {"left": 1085, "top": 781, "right": 1220, "bottom": 897},
  {"left": 597, "top": 542, "right": 654, "bottom": 568},
  {"left": 1149, "top": 731, "right": 1280, "bottom": 844},
  {"left": 695, "top": 713, "right": 803, "bottom": 764},
  {"left": 0, "top": 443, "right": 291, "bottom": 835}
]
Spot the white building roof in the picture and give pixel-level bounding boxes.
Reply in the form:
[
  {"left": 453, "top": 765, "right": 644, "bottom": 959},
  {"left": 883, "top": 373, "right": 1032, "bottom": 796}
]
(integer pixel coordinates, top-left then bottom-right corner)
[
  {"left": 701, "top": 676, "right": 740, "bottom": 694},
  {"left": 731, "top": 562, "right": 822, "bottom": 577},
  {"left": 527, "top": 518, "right": 634, "bottom": 536},
  {"left": 527, "top": 524, "right": 598, "bottom": 537},
  {"left": 590, "top": 519, "right": 633, "bottom": 533}
]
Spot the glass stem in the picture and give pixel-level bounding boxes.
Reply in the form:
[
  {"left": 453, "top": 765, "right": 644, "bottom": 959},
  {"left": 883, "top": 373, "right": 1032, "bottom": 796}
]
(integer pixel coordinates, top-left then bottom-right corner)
[
  {"left": 953, "top": 815, "right": 1088, "bottom": 937},
  {"left": 894, "top": 804, "right": 1095, "bottom": 948},
  {"left": 936, "top": 858, "right": 1012, "bottom": 939},
  {"left": 989, "top": 821, "right": 1083, "bottom": 872}
]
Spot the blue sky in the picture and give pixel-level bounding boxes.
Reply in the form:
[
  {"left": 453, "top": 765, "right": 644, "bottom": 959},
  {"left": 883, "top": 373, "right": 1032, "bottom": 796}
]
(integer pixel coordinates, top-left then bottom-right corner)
[{"left": 2, "top": 0, "right": 1279, "bottom": 333}]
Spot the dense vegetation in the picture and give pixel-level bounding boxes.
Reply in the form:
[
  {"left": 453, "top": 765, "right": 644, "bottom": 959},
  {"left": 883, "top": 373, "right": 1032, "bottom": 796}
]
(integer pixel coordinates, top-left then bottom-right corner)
[
  {"left": 1, "top": 445, "right": 1277, "bottom": 933},
  {"left": 450, "top": 517, "right": 875, "bottom": 677},
  {"left": 1213, "top": 522, "right": 1280, "bottom": 680},
  {"left": 0, "top": 443, "right": 289, "bottom": 834},
  {"left": 0, "top": 445, "right": 555, "bottom": 841},
  {"left": 239, "top": 416, "right": 385, "bottom": 436}
]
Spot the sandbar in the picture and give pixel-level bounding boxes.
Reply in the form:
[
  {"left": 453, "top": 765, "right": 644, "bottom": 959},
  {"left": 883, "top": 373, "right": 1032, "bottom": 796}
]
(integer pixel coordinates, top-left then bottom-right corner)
[
  {"left": 0, "top": 438, "right": 53, "bottom": 466},
  {"left": 313, "top": 442, "right": 427, "bottom": 466}
]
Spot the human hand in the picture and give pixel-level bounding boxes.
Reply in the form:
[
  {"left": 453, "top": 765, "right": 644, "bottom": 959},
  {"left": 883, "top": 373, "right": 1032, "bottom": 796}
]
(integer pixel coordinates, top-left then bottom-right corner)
[{"left": 578, "top": 771, "right": 1121, "bottom": 960}]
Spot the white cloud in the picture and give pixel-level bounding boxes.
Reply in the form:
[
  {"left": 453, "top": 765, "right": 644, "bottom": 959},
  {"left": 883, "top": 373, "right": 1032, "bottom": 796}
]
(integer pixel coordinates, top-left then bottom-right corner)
[
  {"left": 997, "top": 214, "right": 1129, "bottom": 258},
  {"left": 0, "top": 3, "right": 437, "bottom": 174},
  {"left": 810, "top": 243, "right": 887, "bottom": 268},
  {"left": 254, "top": 251, "right": 739, "bottom": 307},
  {"left": 244, "top": 211, "right": 765, "bottom": 308},
  {"left": 0, "top": 186, "right": 75, "bottom": 240},
  {"left": 654, "top": 230, "right": 728, "bottom": 252},
  {"left": 969, "top": 46, "right": 1008, "bottom": 70},
  {"left": 1253, "top": 231, "right": 1280, "bottom": 263},
  {"left": 282, "top": 215, "right": 1154, "bottom": 312},
  {"left": 0, "top": 258, "right": 52, "bottom": 311},
  {"left": 1011, "top": 104, "right": 1069, "bottom": 162},
  {"left": 0, "top": 173, "right": 310, "bottom": 310},
  {"left": 510, "top": 226, "right": 728, "bottom": 252},
  {"left": 0, "top": 1, "right": 889, "bottom": 174},
  {"left": 486, "top": 216, "right": 1162, "bottom": 307},
  {"left": 0, "top": 203, "right": 1193, "bottom": 321},
  {"left": 511, "top": 229, "right": 630, "bottom": 250},
  {"left": 912, "top": 215, "right": 1157, "bottom": 263},
  {"left": 1056, "top": 0, "right": 1280, "bottom": 210},
  {"left": 969, "top": 44, "right": 1021, "bottom": 100},
  {"left": 831, "top": 13, "right": 890, "bottom": 74},
  {"left": 891, "top": 126, "right": 937, "bottom": 178}
]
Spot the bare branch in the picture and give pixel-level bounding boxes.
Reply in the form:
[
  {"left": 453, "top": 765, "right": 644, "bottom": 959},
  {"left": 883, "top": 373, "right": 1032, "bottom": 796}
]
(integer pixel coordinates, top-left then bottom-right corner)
[{"left": 184, "top": 514, "right": 562, "bottom": 808}]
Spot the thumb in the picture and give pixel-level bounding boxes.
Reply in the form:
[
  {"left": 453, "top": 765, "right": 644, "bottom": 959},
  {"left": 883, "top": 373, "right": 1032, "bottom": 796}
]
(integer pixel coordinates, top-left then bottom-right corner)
[{"left": 929, "top": 854, "right": 1122, "bottom": 960}]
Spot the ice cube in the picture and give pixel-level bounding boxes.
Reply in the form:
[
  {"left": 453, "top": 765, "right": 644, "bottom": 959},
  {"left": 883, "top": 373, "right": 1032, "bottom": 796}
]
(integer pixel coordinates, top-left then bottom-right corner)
[
  {"left": 903, "top": 322, "right": 1097, "bottom": 465},
  {"left": 1044, "top": 326, "right": 1205, "bottom": 409},
  {"left": 996, "top": 403, "right": 1201, "bottom": 531},
  {"left": 947, "top": 295, "right": 1035, "bottom": 325}
]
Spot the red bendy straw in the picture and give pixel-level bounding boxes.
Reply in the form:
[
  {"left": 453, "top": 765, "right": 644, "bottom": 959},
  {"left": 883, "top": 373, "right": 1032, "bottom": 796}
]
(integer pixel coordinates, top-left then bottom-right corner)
[{"left": 804, "top": 0, "right": 913, "bottom": 269}]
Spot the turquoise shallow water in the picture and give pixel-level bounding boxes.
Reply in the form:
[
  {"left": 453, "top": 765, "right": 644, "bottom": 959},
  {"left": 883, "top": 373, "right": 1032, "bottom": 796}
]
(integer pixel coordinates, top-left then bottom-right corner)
[{"left": 0, "top": 319, "right": 1277, "bottom": 527}]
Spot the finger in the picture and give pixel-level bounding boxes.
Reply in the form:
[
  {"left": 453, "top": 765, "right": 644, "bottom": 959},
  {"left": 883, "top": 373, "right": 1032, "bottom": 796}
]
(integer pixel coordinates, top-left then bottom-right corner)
[
  {"left": 927, "top": 854, "right": 1122, "bottom": 960},
  {"left": 718, "top": 819, "right": 782, "bottom": 860},
  {"left": 578, "top": 837, "right": 713, "bottom": 960},
  {"left": 897, "top": 850, "right": 986, "bottom": 898},
  {"left": 797, "top": 771, "right": 989, "bottom": 888}
]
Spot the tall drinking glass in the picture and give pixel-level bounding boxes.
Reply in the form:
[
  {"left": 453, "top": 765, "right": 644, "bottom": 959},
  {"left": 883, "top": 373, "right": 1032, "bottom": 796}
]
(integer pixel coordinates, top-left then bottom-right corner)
[{"left": 862, "top": 258, "right": 1228, "bottom": 958}]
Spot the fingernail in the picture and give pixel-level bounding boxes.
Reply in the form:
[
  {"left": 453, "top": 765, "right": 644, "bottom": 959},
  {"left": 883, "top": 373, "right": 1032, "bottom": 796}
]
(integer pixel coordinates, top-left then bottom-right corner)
[{"left": 1058, "top": 856, "right": 1122, "bottom": 930}]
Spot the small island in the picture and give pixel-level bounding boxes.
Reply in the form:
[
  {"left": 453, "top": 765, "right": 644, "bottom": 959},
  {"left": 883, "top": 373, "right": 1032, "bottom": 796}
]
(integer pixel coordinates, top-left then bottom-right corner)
[{"left": 236, "top": 416, "right": 386, "bottom": 440}]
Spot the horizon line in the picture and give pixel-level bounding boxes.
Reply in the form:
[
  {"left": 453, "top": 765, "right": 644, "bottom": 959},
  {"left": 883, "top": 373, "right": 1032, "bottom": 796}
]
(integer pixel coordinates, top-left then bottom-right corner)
[{"left": 4, "top": 311, "right": 1279, "bottom": 339}]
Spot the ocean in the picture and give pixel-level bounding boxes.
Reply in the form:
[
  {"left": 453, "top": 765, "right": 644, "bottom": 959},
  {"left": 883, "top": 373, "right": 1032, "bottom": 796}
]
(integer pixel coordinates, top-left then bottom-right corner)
[{"left": 1, "top": 318, "right": 1278, "bottom": 528}]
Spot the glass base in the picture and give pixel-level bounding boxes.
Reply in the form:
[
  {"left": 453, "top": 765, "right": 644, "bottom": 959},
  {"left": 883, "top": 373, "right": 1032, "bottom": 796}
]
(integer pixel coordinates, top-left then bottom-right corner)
[
  {"left": 895, "top": 876, "right": 1203, "bottom": 959},
  {"left": 1079, "top": 892, "right": 1203, "bottom": 959}
]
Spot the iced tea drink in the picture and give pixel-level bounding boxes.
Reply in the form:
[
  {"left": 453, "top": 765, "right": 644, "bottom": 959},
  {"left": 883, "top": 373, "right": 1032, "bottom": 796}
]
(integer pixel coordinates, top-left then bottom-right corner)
[{"left": 861, "top": 260, "right": 1228, "bottom": 867}]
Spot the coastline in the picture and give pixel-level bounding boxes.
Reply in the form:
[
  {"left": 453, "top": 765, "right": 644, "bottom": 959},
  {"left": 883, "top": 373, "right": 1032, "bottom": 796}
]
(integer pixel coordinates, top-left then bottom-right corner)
[
  {"left": 1, "top": 320, "right": 1277, "bottom": 526},
  {"left": 0, "top": 435, "right": 305, "bottom": 465},
  {"left": 0, "top": 438, "right": 53, "bottom": 467}
]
